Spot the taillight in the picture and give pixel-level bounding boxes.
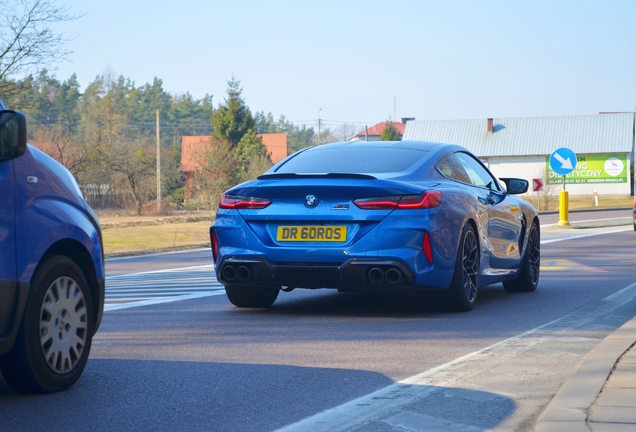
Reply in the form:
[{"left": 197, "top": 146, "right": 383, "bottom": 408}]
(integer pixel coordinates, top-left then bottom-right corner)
[
  {"left": 422, "top": 231, "right": 433, "bottom": 264},
  {"left": 354, "top": 191, "right": 442, "bottom": 210},
  {"left": 210, "top": 228, "right": 219, "bottom": 262},
  {"left": 219, "top": 193, "right": 271, "bottom": 209}
]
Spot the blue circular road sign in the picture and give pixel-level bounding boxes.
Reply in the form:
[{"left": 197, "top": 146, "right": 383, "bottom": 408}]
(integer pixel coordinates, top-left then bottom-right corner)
[{"left": 550, "top": 148, "right": 577, "bottom": 175}]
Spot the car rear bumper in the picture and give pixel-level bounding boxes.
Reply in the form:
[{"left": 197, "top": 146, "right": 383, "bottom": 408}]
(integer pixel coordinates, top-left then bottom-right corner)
[{"left": 217, "top": 257, "right": 423, "bottom": 291}]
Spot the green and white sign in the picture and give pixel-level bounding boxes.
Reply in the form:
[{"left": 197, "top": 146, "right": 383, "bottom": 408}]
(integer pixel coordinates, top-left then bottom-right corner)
[{"left": 545, "top": 153, "right": 628, "bottom": 185}]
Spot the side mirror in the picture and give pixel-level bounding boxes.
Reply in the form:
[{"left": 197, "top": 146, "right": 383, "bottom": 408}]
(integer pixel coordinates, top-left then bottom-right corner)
[
  {"left": 0, "top": 110, "right": 27, "bottom": 163},
  {"left": 499, "top": 177, "right": 528, "bottom": 195}
]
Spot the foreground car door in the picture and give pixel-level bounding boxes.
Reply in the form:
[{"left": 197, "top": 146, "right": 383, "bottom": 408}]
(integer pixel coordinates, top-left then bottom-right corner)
[{"left": 0, "top": 159, "right": 17, "bottom": 344}]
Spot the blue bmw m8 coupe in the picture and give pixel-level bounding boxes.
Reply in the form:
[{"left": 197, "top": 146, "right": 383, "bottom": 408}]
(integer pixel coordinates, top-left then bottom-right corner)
[{"left": 210, "top": 140, "right": 540, "bottom": 312}]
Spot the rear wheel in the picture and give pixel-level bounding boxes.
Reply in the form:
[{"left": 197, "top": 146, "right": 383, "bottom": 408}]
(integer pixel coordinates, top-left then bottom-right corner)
[
  {"left": 503, "top": 221, "right": 540, "bottom": 293},
  {"left": 428, "top": 224, "right": 479, "bottom": 312},
  {"left": 225, "top": 285, "right": 279, "bottom": 308},
  {"left": 0, "top": 256, "right": 94, "bottom": 393}
]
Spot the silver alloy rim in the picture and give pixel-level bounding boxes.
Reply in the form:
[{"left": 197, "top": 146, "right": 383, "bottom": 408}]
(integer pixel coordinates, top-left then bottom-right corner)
[
  {"left": 39, "top": 276, "right": 88, "bottom": 374},
  {"left": 462, "top": 230, "right": 479, "bottom": 302},
  {"left": 528, "top": 225, "right": 540, "bottom": 284}
]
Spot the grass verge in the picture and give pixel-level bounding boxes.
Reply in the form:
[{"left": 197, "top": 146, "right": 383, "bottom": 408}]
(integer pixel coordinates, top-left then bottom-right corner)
[{"left": 102, "top": 221, "right": 211, "bottom": 257}]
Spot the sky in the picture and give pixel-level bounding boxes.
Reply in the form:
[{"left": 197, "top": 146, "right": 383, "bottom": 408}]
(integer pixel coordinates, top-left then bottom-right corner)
[{"left": 39, "top": 0, "right": 636, "bottom": 130}]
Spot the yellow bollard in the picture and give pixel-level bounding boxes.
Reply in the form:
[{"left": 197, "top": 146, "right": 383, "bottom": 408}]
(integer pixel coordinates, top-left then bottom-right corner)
[{"left": 557, "top": 189, "right": 570, "bottom": 226}]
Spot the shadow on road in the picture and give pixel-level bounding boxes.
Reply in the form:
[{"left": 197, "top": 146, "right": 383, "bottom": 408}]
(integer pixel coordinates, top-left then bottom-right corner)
[{"left": 0, "top": 359, "right": 516, "bottom": 432}]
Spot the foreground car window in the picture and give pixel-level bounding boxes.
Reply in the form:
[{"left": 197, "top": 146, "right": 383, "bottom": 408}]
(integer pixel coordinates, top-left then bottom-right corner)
[{"left": 275, "top": 146, "right": 427, "bottom": 174}]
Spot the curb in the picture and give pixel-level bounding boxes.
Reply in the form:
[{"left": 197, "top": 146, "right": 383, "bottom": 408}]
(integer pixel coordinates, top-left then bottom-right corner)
[{"left": 535, "top": 318, "right": 636, "bottom": 431}]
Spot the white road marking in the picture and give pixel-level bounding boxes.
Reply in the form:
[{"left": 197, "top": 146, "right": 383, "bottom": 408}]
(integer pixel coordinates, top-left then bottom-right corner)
[
  {"left": 275, "top": 281, "right": 636, "bottom": 432},
  {"left": 104, "top": 264, "right": 224, "bottom": 311},
  {"left": 541, "top": 227, "right": 632, "bottom": 244}
]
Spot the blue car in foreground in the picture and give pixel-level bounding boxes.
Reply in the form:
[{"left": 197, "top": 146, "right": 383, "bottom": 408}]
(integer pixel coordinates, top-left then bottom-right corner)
[
  {"left": 0, "top": 101, "right": 104, "bottom": 393},
  {"left": 211, "top": 140, "right": 540, "bottom": 312}
]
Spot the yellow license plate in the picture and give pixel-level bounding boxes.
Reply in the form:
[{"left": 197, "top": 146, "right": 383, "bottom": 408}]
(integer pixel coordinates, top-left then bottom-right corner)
[{"left": 276, "top": 226, "right": 347, "bottom": 242}]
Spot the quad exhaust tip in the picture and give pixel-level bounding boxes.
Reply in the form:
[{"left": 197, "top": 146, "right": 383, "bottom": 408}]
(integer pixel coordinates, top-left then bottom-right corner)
[
  {"left": 385, "top": 268, "right": 403, "bottom": 284},
  {"left": 368, "top": 267, "right": 403, "bottom": 284},
  {"left": 236, "top": 266, "right": 252, "bottom": 281},
  {"left": 222, "top": 265, "right": 253, "bottom": 282},
  {"left": 368, "top": 267, "right": 384, "bottom": 283}
]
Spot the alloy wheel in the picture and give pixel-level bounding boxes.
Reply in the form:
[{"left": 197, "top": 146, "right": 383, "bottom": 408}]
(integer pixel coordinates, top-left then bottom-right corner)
[
  {"left": 462, "top": 229, "right": 479, "bottom": 302},
  {"left": 39, "top": 276, "right": 89, "bottom": 374},
  {"left": 527, "top": 224, "right": 540, "bottom": 285}
]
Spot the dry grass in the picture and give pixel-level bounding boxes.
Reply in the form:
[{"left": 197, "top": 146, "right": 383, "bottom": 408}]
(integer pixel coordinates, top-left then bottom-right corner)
[{"left": 102, "top": 221, "right": 211, "bottom": 257}]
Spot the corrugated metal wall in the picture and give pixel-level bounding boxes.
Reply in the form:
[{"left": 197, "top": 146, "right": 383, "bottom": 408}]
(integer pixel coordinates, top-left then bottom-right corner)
[{"left": 403, "top": 113, "right": 634, "bottom": 157}]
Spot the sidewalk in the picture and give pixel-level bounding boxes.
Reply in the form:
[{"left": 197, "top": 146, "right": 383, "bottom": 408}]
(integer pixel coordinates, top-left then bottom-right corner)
[
  {"left": 535, "top": 318, "right": 636, "bottom": 431},
  {"left": 535, "top": 217, "right": 636, "bottom": 432}
]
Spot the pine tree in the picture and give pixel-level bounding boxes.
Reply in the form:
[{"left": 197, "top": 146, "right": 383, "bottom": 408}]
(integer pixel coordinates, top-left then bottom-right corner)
[
  {"left": 380, "top": 121, "right": 401, "bottom": 141},
  {"left": 211, "top": 77, "right": 255, "bottom": 145}
]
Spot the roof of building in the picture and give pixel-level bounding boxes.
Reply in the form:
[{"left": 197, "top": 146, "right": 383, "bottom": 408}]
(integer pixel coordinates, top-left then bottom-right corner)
[
  {"left": 403, "top": 114, "right": 634, "bottom": 157},
  {"left": 356, "top": 121, "right": 406, "bottom": 137},
  {"left": 258, "top": 133, "right": 287, "bottom": 163},
  {"left": 181, "top": 136, "right": 212, "bottom": 173},
  {"left": 181, "top": 133, "right": 288, "bottom": 173}
]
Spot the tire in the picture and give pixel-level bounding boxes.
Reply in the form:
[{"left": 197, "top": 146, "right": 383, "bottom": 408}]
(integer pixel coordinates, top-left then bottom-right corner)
[
  {"left": 428, "top": 224, "right": 479, "bottom": 312},
  {"left": 503, "top": 221, "right": 540, "bottom": 293},
  {"left": 0, "top": 256, "right": 94, "bottom": 394},
  {"left": 225, "top": 285, "right": 279, "bottom": 308}
]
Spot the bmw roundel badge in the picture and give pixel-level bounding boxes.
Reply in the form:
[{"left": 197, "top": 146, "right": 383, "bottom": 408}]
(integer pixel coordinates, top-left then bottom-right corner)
[{"left": 305, "top": 195, "right": 318, "bottom": 208}]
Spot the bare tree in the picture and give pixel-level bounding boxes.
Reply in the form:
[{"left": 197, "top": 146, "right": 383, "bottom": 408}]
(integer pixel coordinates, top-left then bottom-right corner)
[
  {"left": 0, "top": 0, "right": 79, "bottom": 96},
  {"left": 238, "top": 154, "right": 272, "bottom": 183},
  {"left": 314, "top": 127, "right": 335, "bottom": 145},
  {"left": 192, "top": 137, "right": 240, "bottom": 221},
  {"left": 110, "top": 133, "right": 157, "bottom": 215},
  {"left": 333, "top": 123, "right": 359, "bottom": 142}
]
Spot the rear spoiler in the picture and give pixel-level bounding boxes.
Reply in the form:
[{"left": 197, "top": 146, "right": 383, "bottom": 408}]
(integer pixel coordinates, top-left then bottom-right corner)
[{"left": 257, "top": 173, "right": 377, "bottom": 180}]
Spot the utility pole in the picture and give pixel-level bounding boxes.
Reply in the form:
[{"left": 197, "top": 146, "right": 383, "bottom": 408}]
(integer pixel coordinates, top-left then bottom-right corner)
[
  {"left": 318, "top": 108, "right": 322, "bottom": 145},
  {"left": 156, "top": 109, "right": 161, "bottom": 212}
]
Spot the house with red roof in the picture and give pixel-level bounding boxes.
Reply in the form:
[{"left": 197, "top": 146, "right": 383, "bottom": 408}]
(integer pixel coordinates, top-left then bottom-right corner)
[
  {"left": 181, "top": 133, "right": 288, "bottom": 200},
  {"left": 349, "top": 118, "right": 413, "bottom": 141}
]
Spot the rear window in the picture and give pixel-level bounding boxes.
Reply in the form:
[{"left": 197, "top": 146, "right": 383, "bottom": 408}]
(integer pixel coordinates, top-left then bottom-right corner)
[{"left": 274, "top": 146, "right": 428, "bottom": 174}]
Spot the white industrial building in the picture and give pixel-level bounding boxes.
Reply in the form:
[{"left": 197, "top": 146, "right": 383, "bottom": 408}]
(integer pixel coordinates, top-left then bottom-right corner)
[{"left": 403, "top": 113, "right": 635, "bottom": 197}]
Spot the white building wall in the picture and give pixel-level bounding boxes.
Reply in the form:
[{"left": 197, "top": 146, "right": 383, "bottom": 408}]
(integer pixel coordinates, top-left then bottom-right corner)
[{"left": 485, "top": 156, "right": 631, "bottom": 197}]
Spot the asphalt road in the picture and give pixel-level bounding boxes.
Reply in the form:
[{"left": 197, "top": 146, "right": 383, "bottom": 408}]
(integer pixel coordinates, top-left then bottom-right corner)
[{"left": 1, "top": 209, "right": 635, "bottom": 431}]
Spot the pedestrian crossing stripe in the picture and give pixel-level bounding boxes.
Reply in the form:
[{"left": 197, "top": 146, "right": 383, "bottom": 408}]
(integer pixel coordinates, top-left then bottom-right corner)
[{"left": 105, "top": 264, "right": 225, "bottom": 311}]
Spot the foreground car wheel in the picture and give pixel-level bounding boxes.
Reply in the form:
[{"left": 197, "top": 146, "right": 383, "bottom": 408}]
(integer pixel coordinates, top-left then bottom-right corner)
[
  {"left": 0, "top": 256, "right": 94, "bottom": 393},
  {"left": 429, "top": 224, "right": 479, "bottom": 312},
  {"left": 503, "top": 221, "right": 540, "bottom": 293},
  {"left": 225, "top": 285, "right": 279, "bottom": 308}
]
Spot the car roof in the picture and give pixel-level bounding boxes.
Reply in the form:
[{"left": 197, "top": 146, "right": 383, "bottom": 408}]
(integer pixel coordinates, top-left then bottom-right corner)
[{"left": 305, "top": 140, "right": 442, "bottom": 152}]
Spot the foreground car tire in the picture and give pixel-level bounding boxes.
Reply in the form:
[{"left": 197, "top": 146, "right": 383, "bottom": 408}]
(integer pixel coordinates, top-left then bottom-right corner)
[
  {"left": 225, "top": 285, "right": 279, "bottom": 308},
  {"left": 428, "top": 224, "right": 479, "bottom": 312},
  {"left": 0, "top": 255, "right": 94, "bottom": 393},
  {"left": 503, "top": 221, "right": 540, "bottom": 293}
]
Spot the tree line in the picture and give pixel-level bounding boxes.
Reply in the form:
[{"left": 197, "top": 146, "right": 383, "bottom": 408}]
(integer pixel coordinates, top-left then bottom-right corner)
[
  {"left": 0, "top": 0, "right": 400, "bottom": 216},
  {"left": 1, "top": 71, "right": 321, "bottom": 214}
]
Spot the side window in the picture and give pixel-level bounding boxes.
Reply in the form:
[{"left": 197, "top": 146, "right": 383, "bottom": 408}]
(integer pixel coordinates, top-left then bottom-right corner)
[
  {"left": 454, "top": 152, "right": 501, "bottom": 190},
  {"left": 437, "top": 152, "right": 501, "bottom": 191},
  {"left": 437, "top": 154, "right": 472, "bottom": 184}
]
